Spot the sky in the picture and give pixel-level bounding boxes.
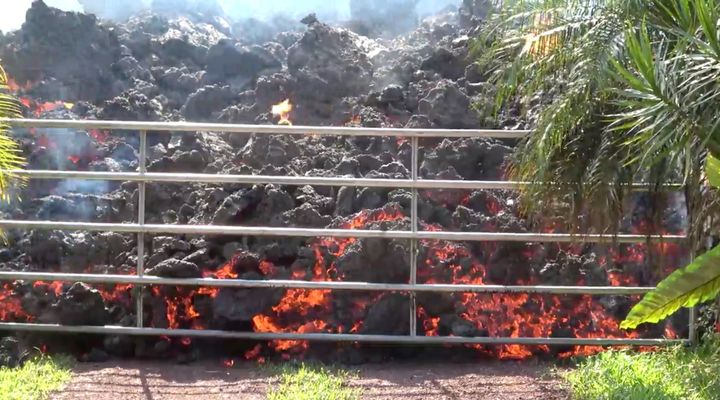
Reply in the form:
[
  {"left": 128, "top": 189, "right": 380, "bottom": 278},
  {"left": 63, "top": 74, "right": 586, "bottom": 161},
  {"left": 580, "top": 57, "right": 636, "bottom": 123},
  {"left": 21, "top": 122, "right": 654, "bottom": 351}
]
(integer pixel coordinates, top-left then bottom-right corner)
[{"left": 1, "top": 0, "right": 82, "bottom": 32}]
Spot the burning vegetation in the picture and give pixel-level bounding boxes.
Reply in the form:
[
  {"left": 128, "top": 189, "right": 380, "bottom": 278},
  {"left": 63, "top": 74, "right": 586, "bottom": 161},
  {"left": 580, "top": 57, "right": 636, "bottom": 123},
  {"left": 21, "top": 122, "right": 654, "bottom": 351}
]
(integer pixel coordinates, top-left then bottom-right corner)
[
  {"left": 271, "top": 99, "right": 293, "bottom": 125},
  {"left": 0, "top": 0, "right": 697, "bottom": 364}
]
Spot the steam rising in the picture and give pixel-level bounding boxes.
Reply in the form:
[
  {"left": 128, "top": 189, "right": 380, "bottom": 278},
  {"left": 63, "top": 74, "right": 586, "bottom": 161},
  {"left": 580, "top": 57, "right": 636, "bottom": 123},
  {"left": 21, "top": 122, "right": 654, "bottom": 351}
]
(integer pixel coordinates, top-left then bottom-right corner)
[{"left": 3, "top": 0, "right": 459, "bottom": 33}]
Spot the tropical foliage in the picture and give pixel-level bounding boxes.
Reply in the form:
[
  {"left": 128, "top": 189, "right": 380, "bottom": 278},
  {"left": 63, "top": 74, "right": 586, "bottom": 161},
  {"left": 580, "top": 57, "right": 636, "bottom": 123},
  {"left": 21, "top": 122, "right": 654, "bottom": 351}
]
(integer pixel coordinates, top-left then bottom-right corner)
[
  {"left": 0, "top": 65, "right": 24, "bottom": 202},
  {"left": 476, "top": 0, "right": 720, "bottom": 329}
]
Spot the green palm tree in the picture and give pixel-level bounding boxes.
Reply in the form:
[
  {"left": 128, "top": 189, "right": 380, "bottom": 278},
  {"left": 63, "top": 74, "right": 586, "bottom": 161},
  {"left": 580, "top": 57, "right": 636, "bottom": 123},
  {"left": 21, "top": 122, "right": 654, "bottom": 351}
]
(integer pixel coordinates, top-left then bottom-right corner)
[
  {"left": 0, "top": 65, "right": 25, "bottom": 202},
  {"left": 477, "top": 0, "right": 720, "bottom": 329}
]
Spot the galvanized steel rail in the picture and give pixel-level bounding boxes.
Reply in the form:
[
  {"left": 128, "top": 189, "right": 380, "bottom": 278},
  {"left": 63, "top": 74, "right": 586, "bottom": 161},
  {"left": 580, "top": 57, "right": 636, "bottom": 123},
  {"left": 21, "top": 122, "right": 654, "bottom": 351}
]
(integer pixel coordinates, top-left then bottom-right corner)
[{"left": 0, "top": 119, "right": 691, "bottom": 347}]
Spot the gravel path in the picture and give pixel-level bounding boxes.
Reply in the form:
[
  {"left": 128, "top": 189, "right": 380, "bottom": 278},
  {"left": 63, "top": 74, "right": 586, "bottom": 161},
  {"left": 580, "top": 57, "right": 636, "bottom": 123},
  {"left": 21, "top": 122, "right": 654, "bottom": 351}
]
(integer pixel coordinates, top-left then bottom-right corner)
[
  {"left": 352, "top": 362, "right": 568, "bottom": 400},
  {"left": 51, "top": 360, "right": 568, "bottom": 400}
]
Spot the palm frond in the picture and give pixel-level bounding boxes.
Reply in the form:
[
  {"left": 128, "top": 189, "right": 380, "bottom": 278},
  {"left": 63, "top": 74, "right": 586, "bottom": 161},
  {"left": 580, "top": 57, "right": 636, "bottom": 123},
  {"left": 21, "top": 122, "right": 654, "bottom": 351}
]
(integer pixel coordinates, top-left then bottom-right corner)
[
  {"left": 0, "top": 64, "right": 26, "bottom": 203},
  {"left": 478, "top": 0, "right": 641, "bottom": 232},
  {"left": 621, "top": 242, "right": 720, "bottom": 329}
]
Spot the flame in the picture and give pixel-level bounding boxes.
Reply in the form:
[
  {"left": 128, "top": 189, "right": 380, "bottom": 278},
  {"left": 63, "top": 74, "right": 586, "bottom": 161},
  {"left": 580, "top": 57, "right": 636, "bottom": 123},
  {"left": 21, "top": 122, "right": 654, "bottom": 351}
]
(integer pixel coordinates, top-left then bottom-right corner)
[
  {"left": 203, "top": 259, "right": 238, "bottom": 280},
  {"left": 6, "top": 78, "right": 32, "bottom": 92},
  {"left": 271, "top": 99, "right": 293, "bottom": 125},
  {"left": 19, "top": 98, "right": 75, "bottom": 117},
  {"left": 223, "top": 358, "right": 235, "bottom": 367}
]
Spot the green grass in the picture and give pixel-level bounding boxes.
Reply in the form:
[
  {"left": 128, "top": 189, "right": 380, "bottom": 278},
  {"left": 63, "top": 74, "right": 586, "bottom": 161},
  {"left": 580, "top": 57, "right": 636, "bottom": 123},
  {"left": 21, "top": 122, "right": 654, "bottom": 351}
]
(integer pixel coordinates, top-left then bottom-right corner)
[
  {"left": 267, "top": 363, "right": 361, "bottom": 400},
  {"left": 0, "top": 354, "right": 74, "bottom": 400},
  {"left": 565, "top": 336, "right": 720, "bottom": 400}
]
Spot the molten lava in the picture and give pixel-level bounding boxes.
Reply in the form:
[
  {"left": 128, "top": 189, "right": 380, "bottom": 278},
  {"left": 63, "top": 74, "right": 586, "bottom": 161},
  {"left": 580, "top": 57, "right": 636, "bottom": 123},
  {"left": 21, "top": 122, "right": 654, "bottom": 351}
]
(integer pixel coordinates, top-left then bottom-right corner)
[
  {"left": 271, "top": 99, "right": 293, "bottom": 125},
  {"left": 0, "top": 283, "right": 28, "bottom": 322},
  {"left": 0, "top": 198, "right": 686, "bottom": 361},
  {"left": 19, "top": 98, "right": 73, "bottom": 117},
  {"left": 5, "top": 75, "right": 74, "bottom": 117}
]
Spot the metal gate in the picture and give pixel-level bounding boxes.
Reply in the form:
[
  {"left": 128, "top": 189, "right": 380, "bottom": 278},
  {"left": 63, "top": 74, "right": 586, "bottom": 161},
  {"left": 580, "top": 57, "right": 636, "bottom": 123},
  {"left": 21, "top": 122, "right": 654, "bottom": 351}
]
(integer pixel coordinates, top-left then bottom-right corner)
[{"left": 0, "top": 118, "right": 691, "bottom": 347}]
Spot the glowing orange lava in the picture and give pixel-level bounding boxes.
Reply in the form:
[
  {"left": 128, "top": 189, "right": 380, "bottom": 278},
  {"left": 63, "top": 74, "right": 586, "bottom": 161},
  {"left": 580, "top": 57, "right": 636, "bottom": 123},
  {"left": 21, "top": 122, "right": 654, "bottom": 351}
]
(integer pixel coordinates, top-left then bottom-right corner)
[{"left": 0, "top": 194, "right": 688, "bottom": 361}]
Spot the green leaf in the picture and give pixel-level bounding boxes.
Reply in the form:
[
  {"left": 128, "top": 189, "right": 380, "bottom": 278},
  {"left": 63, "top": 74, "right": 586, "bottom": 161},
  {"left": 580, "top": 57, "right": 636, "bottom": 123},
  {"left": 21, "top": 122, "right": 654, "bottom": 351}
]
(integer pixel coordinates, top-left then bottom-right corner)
[
  {"left": 706, "top": 153, "right": 720, "bottom": 188},
  {"left": 621, "top": 243, "right": 720, "bottom": 330}
]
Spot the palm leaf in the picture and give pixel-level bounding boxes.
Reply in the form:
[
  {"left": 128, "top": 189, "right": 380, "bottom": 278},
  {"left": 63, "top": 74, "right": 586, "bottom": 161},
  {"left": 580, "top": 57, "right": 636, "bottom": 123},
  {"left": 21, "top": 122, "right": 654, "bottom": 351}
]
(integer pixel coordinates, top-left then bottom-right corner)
[
  {"left": 706, "top": 153, "right": 720, "bottom": 188},
  {"left": 0, "top": 64, "right": 25, "bottom": 203},
  {"left": 621, "top": 243, "right": 720, "bottom": 329}
]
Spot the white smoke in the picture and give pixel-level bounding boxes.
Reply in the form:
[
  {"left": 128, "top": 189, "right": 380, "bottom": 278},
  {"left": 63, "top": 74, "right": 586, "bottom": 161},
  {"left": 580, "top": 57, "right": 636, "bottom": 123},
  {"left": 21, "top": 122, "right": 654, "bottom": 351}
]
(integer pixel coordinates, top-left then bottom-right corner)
[
  {"left": 1, "top": 0, "right": 460, "bottom": 33},
  {"left": 220, "top": 0, "right": 350, "bottom": 21}
]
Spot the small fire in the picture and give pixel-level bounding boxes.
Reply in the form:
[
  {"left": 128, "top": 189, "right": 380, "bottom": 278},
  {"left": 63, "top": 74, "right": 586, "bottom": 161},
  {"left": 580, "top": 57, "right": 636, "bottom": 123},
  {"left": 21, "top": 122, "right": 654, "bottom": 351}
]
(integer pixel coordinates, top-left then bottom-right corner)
[
  {"left": 5, "top": 75, "right": 74, "bottom": 116},
  {"left": 6, "top": 78, "right": 32, "bottom": 92},
  {"left": 271, "top": 99, "right": 293, "bottom": 125},
  {"left": 222, "top": 358, "right": 235, "bottom": 368},
  {"left": 20, "top": 98, "right": 74, "bottom": 117},
  {"left": 88, "top": 129, "right": 110, "bottom": 143}
]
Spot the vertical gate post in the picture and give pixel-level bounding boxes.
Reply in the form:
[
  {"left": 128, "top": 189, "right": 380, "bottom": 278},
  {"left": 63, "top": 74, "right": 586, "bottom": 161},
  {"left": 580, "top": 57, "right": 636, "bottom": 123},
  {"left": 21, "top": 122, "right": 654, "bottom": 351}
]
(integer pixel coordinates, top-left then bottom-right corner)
[
  {"left": 136, "top": 130, "right": 147, "bottom": 328},
  {"left": 410, "top": 136, "right": 418, "bottom": 336},
  {"left": 689, "top": 306, "right": 698, "bottom": 345}
]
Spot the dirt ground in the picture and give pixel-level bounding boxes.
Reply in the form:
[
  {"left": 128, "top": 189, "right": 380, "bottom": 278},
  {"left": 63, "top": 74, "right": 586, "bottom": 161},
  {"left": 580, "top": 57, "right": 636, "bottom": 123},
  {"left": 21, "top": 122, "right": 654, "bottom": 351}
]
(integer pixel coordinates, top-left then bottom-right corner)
[{"left": 50, "top": 360, "right": 568, "bottom": 400}]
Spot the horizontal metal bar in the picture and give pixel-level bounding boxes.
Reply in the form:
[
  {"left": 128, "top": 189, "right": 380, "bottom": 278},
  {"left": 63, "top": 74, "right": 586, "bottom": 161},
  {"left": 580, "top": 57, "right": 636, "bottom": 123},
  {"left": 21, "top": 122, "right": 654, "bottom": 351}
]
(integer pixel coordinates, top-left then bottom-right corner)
[
  {"left": 0, "top": 220, "right": 686, "bottom": 243},
  {"left": 10, "top": 170, "right": 525, "bottom": 190},
  {"left": 0, "top": 271, "right": 655, "bottom": 295},
  {"left": 8, "top": 170, "right": 686, "bottom": 191},
  {"left": 7, "top": 118, "right": 529, "bottom": 139},
  {"left": 0, "top": 322, "right": 684, "bottom": 346}
]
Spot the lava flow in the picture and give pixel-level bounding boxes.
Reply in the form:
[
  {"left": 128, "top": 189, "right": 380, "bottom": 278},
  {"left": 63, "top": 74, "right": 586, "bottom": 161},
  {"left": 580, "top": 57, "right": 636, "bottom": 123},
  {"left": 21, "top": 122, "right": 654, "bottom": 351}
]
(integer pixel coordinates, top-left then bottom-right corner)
[
  {"left": 6, "top": 77, "right": 74, "bottom": 117},
  {"left": 417, "top": 216, "right": 683, "bottom": 359},
  {"left": 0, "top": 200, "right": 687, "bottom": 361},
  {"left": 0, "top": 0, "right": 702, "bottom": 366}
]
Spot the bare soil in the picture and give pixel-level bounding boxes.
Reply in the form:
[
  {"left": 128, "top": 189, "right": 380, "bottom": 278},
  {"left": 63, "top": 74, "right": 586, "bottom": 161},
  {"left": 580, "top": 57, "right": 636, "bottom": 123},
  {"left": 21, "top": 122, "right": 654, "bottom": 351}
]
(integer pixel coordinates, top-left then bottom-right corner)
[{"left": 51, "top": 360, "right": 568, "bottom": 400}]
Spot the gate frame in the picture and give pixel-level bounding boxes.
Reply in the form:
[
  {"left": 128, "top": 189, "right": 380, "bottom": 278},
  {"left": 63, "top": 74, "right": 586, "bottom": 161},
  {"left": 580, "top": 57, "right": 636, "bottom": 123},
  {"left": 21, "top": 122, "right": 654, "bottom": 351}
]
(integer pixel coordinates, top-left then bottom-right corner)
[{"left": 0, "top": 118, "right": 692, "bottom": 347}]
